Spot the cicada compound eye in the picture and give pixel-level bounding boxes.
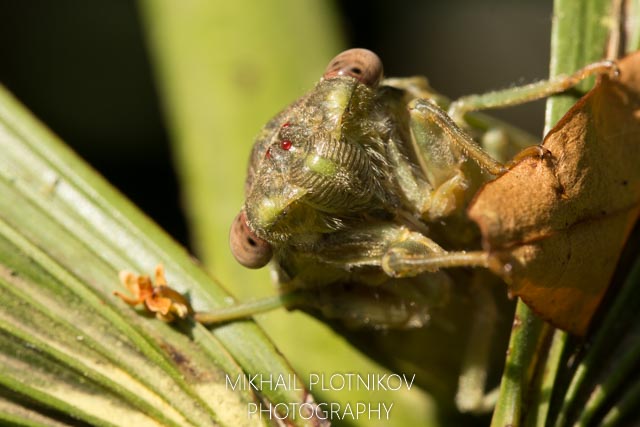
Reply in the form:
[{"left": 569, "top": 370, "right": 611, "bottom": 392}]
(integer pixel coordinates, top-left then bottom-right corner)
[
  {"left": 323, "top": 48, "right": 383, "bottom": 87},
  {"left": 230, "top": 210, "right": 272, "bottom": 269}
]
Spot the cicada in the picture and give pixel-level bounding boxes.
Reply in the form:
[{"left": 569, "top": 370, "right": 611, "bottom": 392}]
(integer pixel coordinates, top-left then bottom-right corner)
[{"left": 217, "top": 49, "right": 615, "bottom": 411}]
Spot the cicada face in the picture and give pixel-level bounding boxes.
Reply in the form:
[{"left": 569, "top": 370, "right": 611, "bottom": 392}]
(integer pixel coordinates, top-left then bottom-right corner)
[
  {"left": 231, "top": 49, "right": 407, "bottom": 269},
  {"left": 245, "top": 78, "right": 388, "bottom": 239}
]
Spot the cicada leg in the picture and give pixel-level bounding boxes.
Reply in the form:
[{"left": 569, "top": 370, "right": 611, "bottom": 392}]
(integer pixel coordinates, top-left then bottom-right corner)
[
  {"left": 409, "top": 98, "right": 508, "bottom": 176},
  {"left": 380, "top": 233, "right": 488, "bottom": 278},
  {"left": 403, "top": 62, "right": 618, "bottom": 222},
  {"left": 448, "top": 60, "right": 618, "bottom": 123},
  {"left": 194, "top": 292, "right": 305, "bottom": 324},
  {"left": 405, "top": 60, "right": 618, "bottom": 188},
  {"left": 385, "top": 97, "right": 508, "bottom": 222}
]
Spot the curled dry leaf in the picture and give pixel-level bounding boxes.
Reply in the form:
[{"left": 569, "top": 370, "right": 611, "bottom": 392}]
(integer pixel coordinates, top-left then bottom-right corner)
[{"left": 468, "top": 51, "right": 640, "bottom": 336}]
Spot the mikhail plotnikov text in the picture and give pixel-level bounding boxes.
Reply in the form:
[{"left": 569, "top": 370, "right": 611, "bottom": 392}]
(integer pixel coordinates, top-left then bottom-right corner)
[{"left": 226, "top": 372, "right": 416, "bottom": 421}]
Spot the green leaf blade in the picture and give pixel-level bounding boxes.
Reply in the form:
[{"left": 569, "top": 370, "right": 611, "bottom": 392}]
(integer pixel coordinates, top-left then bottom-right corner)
[{"left": 0, "top": 78, "right": 317, "bottom": 426}]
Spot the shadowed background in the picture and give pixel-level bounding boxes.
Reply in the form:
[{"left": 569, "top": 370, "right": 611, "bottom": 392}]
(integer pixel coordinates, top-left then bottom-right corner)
[
  {"left": 0, "top": 2, "right": 552, "bottom": 425},
  {"left": 0, "top": 0, "right": 552, "bottom": 247}
]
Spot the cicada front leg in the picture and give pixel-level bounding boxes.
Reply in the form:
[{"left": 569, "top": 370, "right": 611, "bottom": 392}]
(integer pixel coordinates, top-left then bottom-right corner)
[{"left": 448, "top": 60, "right": 618, "bottom": 122}]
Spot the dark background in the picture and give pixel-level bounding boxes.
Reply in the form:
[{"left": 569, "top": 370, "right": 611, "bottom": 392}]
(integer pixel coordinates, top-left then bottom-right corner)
[{"left": 0, "top": 0, "right": 552, "bottom": 248}]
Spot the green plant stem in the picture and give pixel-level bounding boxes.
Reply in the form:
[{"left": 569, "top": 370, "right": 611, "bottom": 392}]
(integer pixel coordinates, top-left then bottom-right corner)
[
  {"left": 490, "top": 303, "right": 548, "bottom": 427},
  {"left": 491, "top": 1, "right": 616, "bottom": 426}
]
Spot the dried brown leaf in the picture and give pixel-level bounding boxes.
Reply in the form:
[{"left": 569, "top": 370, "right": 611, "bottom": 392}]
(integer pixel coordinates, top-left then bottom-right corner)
[{"left": 468, "top": 51, "right": 640, "bottom": 335}]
